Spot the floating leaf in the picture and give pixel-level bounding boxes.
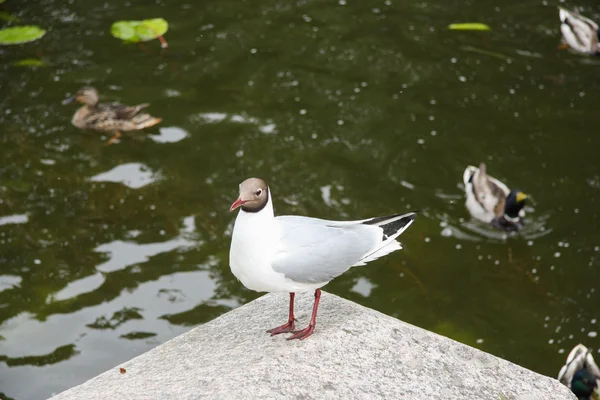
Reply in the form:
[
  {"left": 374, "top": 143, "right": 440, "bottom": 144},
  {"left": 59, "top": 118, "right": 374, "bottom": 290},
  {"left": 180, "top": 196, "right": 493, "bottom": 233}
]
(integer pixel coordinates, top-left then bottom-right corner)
[
  {"left": 110, "top": 18, "right": 168, "bottom": 46},
  {"left": 0, "top": 25, "right": 46, "bottom": 45},
  {"left": 448, "top": 23, "right": 491, "bottom": 31},
  {"left": 136, "top": 18, "right": 168, "bottom": 41},
  {"left": 111, "top": 21, "right": 137, "bottom": 42},
  {"left": 13, "top": 58, "right": 46, "bottom": 67}
]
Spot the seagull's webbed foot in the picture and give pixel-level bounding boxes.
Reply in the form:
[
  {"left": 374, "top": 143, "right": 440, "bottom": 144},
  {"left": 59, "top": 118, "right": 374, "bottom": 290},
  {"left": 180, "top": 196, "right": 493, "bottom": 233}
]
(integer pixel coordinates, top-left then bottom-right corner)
[
  {"left": 267, "top": 292, "right": 296, "bottom": 336},
  {"left": 287, "top": 324, "right": 315, "bottom": 340},
  {"left": 267, "top": 320, "right": 295, "bottom": 336}
]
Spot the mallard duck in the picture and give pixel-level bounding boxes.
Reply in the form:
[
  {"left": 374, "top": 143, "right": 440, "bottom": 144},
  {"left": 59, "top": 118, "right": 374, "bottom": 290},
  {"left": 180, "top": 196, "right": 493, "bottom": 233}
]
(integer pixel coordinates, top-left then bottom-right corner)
[
  {"left": 558, "top": 344, "right": 600, "bottom": 400},
  {"left": 559, "top": 7, "right": 600, "bottom": 55},
  {"left": 62, "top": 86, "right": 162, "bottom": 144},
  {"left": 463, "top": 163, "right": 528, "bottom": 231}
]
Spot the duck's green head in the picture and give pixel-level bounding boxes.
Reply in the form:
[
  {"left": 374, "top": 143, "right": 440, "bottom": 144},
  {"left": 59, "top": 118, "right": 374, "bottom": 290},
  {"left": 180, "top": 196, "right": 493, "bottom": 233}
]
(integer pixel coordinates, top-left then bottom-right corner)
[
  {"left": 504, "top": 189, "right": 528, "bottom": 218},
  {"left": 62, "top": 86, "right": 99, "bottom": 106},
  {"left": 571, "top": 368, "right": 598, "bottom": 399}
]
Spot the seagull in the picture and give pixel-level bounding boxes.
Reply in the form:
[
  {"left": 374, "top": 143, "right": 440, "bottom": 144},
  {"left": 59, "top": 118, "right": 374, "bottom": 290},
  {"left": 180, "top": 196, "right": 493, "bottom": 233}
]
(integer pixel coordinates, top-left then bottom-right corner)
[{"left": 229, "top": 177, "right": 417, "bottom": 340}]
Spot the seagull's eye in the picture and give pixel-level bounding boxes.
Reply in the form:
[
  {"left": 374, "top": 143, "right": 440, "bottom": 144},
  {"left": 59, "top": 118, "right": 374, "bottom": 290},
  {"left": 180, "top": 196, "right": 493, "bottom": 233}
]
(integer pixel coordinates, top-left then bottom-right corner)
[{"left": 255, "top": 189, "right": 262, "bottom": 196}]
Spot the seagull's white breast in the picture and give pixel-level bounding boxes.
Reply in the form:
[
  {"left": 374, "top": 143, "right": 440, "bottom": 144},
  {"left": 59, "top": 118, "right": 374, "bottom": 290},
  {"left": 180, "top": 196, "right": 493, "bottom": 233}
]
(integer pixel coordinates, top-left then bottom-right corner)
[{"left": 229, "top": 199, "right": 322, "bottom": 293}]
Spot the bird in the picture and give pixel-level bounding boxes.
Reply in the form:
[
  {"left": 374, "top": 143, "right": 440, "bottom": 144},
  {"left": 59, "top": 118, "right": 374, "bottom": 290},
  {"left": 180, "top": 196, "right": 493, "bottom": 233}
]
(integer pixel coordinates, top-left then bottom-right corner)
[
  {"left": 558, "top": 344, "right": 600, "bottom": 400},
  {"left": 558, "top": 7, "right": 600, "bottom": 55},
  {"left": 229, "top": 177, "right": 417, "bottom": 340},
  {"left": 462, "top": 163, "right": 528, "bottom": 231},
  {"left": 62, "top": 86, "right": 162, "bottom": 145}
]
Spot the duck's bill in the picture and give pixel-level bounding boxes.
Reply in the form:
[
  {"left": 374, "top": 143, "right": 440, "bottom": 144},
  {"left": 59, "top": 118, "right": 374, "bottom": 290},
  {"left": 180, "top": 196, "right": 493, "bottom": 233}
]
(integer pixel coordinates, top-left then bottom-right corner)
[
  {"left": 62, "top": 95, "right": 76, "bottom": 105},
  {"left": 516, "top": 192, "right": 528, "bottom": 203},
  {"left": 229, "top": 197, "right": 246, "bottom": 212}
]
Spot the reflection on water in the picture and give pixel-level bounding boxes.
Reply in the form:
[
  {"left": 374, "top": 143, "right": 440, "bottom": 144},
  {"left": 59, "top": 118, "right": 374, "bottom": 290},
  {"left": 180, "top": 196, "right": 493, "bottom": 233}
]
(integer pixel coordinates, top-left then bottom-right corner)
[
  {"left": 95, "top": 237, "right": 194, "bottom": 273},
  {"left": 49, "top": 272, "right": 105, "bottom": 302},
  {"left": 95, "top": 215, "right": 197, "bottom": 274},
  {"left": 351, "top": 277, "right": 375, "bottom": 297},
  {"left": 0, "top": 276, "right": 22, "bottom": 294},
  {"left": 320, "top": 184, "right": 351, "bottom": 211},
  {"left": 189, "top": 112, "right": 277, "bottom": 134},
  {"left": 1, "top": 0, "right": 600, "bottom": 399},
  {"left": 0, "top": 267, "right": 234, "bottom": 399},
  {"left": 149, "top": 126, "right": 189, "bottom": 144},
  {"left": 88, "top": 163, "right": 160, "bottom": 189},
  {"left": 0, "top": 214, "right": 29, "bottom": 226}
]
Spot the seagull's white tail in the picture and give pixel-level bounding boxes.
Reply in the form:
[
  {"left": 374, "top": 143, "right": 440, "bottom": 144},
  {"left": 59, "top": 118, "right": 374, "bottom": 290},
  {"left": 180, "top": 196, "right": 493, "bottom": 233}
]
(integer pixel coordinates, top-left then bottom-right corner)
[
  {"left": 354, "top": 212, "right": 416, "bottom": 266},
  {"left": 359, "top": 240, "right": 402, "bottom": 264}
]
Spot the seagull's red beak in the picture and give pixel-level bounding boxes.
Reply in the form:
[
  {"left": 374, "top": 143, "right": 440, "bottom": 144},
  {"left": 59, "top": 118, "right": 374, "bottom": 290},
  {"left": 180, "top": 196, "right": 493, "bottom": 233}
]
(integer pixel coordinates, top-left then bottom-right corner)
[{"left": 230, "top": 197, "right": 247, "bottom": 212}]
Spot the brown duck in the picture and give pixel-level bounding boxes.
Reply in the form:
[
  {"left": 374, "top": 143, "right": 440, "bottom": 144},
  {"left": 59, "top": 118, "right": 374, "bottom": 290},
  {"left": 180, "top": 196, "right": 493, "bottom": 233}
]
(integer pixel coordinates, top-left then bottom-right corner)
[{"left": 62, "top": 86, "right": 162, "bottom": 144}]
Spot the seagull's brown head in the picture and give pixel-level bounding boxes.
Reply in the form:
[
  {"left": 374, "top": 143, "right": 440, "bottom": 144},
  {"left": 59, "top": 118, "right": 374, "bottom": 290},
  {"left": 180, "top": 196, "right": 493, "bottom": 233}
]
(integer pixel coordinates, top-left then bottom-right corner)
[{"left": 230, "top": 178, "right": 269, "bottom": 212}]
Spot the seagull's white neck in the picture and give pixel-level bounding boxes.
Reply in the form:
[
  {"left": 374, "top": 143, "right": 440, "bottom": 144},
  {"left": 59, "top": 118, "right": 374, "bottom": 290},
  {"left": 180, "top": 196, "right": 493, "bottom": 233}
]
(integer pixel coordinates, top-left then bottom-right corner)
[{"left": 230, "top": 189, "right": 277, "bottom": 291}]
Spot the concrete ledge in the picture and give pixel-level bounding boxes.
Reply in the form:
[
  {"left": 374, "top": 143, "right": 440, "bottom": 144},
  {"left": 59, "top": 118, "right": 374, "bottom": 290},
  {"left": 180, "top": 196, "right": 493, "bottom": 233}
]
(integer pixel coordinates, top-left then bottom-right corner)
[{"left": 51, "top": 292, "right": 575, "bottom": 400}]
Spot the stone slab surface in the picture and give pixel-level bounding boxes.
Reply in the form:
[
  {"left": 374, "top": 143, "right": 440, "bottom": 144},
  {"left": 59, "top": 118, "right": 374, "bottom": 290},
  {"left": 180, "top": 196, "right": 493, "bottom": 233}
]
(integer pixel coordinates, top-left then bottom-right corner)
[{"left": 51, "top": 291, "right": 575, "bottom": 400}]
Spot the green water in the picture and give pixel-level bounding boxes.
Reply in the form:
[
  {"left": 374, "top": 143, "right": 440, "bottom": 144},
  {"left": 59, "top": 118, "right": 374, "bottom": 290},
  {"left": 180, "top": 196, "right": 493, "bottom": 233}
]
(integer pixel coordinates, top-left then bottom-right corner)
[{"left": 1, "top": 0, "right": 600, "bottom": 398}]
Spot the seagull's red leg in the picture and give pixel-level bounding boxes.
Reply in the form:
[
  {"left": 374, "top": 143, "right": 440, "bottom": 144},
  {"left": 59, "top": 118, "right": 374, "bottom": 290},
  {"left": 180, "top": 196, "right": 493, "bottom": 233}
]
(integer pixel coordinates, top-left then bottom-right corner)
[
  {"left": 267, "top": 292, "right": 295, "bottom": 335},
  {"left": 288, "top": 289, "right": 321, "bottom": 340}
]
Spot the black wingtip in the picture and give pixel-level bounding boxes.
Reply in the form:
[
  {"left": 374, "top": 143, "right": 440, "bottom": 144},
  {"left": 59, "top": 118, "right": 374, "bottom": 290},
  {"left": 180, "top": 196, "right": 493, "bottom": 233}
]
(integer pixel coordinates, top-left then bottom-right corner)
[
  {"left": 362, "top": 211, "right": 418, "bottom": 239},
  {"left": 401, "top": 210, "right": 422, "bottom": 220}
]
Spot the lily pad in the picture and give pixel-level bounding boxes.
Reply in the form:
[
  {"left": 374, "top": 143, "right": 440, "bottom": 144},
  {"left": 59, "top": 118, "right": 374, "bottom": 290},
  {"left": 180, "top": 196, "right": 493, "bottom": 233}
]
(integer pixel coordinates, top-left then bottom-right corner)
[
  {"left": 448, "top": 23, "right": 491, "bottom": 31},
  {"left": 111, "top": 18, "right": 168, "bottom": 44},
  {"left": 111, "top": 21, "right": 137, "bottom": 42},
  {"left": 13, "top": 58, "right": 46, "bottom": 67},
  {"left": 0, "top": 25, "right": 46, "bottom": 45},
  {"left": 136, "top": 18, "right": 168, "bottom": 41}
]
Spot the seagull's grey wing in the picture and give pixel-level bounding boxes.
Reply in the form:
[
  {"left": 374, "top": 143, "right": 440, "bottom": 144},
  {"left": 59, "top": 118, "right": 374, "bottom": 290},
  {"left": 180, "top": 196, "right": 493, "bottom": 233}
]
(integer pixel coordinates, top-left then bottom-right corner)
[
  {"left": 271, "top": 218, "right": 380, "bottom": 284},
  {"left": 276, "top": 215, "right": 368, "bottom": 226}
]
